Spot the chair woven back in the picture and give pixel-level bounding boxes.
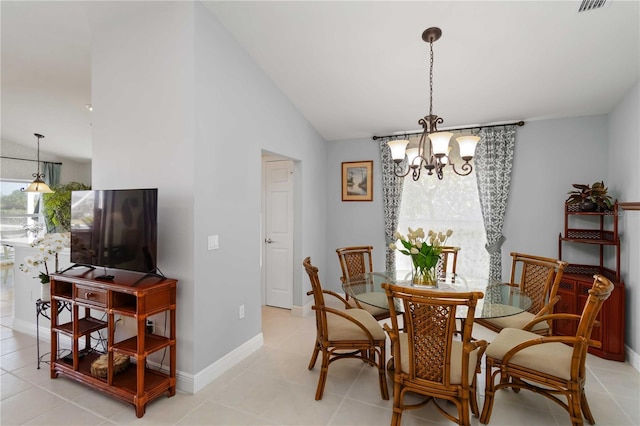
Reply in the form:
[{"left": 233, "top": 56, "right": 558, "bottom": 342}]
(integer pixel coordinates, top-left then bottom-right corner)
[
  {"left": 337, "top": 246, "right": 391, "bottom": 320},
  {"left": 336, "top": 246, "right": 373, "bottom": 283},
  {"left": 437, "top": 246, "right": 460, "bottom": 278},
  {"left": 384, "top": 284, "right": 481, "bottom": 386},
  {"left": 509, "top": 252, "right": 567, "bottom": 314}
]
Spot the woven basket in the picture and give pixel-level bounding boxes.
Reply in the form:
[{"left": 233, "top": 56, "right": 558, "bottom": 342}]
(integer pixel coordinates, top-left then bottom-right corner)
[{"left": 90, "top": 353, "right": 130, "bottom": 378}]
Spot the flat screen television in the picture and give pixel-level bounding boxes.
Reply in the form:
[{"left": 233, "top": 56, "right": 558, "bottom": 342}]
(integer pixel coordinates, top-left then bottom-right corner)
[{"left": 69, "top": 188, "right": 158, "bottom": 276}]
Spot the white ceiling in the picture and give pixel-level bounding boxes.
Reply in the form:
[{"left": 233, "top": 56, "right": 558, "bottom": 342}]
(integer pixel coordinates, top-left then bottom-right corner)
[{"left": 2, "top": 1, "right": 638, "bottom": 162}]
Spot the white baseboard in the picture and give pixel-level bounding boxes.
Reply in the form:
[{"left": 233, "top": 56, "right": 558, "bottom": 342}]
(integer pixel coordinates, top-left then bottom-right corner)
[
  {"left": 291, "top": 301, "right": 312, "bottom": 317},
  {"left": 190, "top": 332, "right": 264, "bottom": 394},
  {"left": 12, "top": 317, "right": 38, "bottom": 337},
  {"left": 626, "top": 345, "right": 640, "bottom": 372}
]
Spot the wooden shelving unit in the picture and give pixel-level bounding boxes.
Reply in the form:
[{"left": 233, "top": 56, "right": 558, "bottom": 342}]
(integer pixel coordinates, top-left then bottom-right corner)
[
  {"left": 557, "top": 201, "right": 625, "bottom": 361},
  {"left": 49, "top": 268, "right": 177, "bottom": 417}
]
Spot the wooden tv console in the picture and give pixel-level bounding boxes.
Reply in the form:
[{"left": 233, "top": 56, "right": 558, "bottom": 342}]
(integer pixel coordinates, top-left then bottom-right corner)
[{"left": 49, "top": 268, "right": 177, "bottom": 418}]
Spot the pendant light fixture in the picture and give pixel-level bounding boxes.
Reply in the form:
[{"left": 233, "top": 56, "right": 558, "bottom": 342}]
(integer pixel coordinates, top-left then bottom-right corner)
[
  {"left": 22, "top": 133, "right": 54, "bottom": 193},
  {"left": 387, "top": 28, "right": 479, "bottom": 181}
]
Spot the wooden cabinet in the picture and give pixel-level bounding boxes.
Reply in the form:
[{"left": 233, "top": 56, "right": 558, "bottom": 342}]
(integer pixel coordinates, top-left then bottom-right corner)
[
  {"left": 557, "top": 201, "right": 625, "bottom": 361},
  {"left": 49, "top": 269, "right": 177, "bottom": 417}
]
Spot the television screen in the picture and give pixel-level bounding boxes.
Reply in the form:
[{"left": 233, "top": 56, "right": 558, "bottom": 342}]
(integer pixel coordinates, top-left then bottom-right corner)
[{"left": 70, "top": 189, "right": 158, "bottom": 274}]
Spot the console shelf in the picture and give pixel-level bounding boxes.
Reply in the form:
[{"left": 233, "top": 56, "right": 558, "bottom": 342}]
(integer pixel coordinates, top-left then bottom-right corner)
[{"left": 50, "top": 269, "right": 177, "bottom": 418}]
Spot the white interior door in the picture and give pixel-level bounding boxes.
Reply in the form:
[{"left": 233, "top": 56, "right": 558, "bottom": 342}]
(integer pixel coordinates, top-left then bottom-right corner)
[{"left": 264, "top": 160, "right": 293, "bottom": 309}]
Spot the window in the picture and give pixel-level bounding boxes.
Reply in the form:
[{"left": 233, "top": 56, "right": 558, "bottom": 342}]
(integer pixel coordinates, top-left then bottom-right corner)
[
  {"left": 0, "top": 179, "right": 44, "bottom": 238},
  {"left": 395, "top": 134, "right": 489, "bottom": 278}
]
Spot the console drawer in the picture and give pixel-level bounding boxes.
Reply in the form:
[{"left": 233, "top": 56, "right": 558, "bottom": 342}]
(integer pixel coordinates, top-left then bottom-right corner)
[{"left": 74, "top": 285, "right": 107, "bottom": 307}]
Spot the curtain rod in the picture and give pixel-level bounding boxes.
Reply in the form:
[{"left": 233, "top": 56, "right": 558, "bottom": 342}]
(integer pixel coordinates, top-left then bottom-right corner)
[
  {"left": 371, "top": 120, "right": 525, "bottom": 140},
  {"left": 0, "top": 155, "right": 62, "bottom": 165}
]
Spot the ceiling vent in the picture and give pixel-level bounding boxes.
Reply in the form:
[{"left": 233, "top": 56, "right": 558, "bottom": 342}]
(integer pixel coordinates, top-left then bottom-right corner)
[{"left": 578, "top": 0, "right": 609, "bottom": 12}]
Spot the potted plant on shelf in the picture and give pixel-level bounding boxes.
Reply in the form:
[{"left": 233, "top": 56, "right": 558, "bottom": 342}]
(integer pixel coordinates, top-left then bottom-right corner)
[{"left": 566, "top": 181, "right": 613, "bottom": 212}]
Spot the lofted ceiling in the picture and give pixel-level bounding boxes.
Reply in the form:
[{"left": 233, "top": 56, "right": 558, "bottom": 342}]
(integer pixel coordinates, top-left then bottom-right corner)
[{"left": 2, "top": 1, "right": 638, "bottom": 163}]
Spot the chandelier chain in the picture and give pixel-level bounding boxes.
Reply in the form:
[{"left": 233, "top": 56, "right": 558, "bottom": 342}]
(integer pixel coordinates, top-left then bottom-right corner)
[
  {"left": 429, "top": 40, "right": 434, "bottom": 117},
  {"left": 34, "top": 134, "right": 44, "bottom": 178}
]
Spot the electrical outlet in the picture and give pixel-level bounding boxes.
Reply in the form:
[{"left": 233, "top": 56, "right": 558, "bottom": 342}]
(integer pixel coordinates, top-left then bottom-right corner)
[
  {"left": 146, "top": 319, "right": 154, "bottom": 334},
  {"left": 239, "top": 305, "right": 245, "bottom": 319}
]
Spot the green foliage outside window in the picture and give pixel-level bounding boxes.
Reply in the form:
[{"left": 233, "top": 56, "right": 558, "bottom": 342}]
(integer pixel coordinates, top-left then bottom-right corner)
[
  {"left": 0, "top": 190, "right": 27, "bottom": 213},
  {"left": 42, "top": 182, "right": 91, "bottom": 232}
]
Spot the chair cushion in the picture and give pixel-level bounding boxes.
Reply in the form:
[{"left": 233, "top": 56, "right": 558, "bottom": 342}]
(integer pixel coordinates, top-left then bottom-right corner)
[
  {"left": 327, "top": 308, "right": 386, "bottom": 341},
  {"left": 486, "top": 327, "right": 573, "bottom": 380},
  {"left": 482, "top": 310, "right": 549, "bottom": 332},
  {"left": 397, "top": 333, "right": 479, "bottom": 384},
  {"left": 348, "top": 292, "right": 389, "bottom": 317}
]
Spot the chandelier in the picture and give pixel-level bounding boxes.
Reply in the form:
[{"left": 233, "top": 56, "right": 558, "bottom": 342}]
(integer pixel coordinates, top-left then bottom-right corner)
[
  {"left": 22, "top": 133, "right": 54, "bottom": 193},
  {"left": 387, "top": 27, "right": 479, "bottom": 181}
]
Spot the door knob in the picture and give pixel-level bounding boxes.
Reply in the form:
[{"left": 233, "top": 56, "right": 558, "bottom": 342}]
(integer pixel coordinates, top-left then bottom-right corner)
[{"left": 265, "top": 238, "right": 273, "bottom": 244}]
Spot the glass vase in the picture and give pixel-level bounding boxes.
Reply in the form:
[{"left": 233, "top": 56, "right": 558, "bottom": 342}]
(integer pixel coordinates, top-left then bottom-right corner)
[{"left": 412, "top": 266, "right": 437, "bottom": 286}]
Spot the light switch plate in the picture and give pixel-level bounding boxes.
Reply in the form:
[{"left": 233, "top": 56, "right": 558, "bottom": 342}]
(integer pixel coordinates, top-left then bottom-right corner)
[{"left": 208, "top": 235, "right": 219, "bottom": 250}]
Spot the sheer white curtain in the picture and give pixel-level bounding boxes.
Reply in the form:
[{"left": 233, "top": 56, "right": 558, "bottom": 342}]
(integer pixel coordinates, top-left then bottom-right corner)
[{"left": 395, "top": 132, "right": 489, "bottom": 278}]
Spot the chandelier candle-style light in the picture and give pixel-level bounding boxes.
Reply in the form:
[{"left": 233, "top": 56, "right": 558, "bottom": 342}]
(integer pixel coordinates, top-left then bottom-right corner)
[
  {"left": 22, "top": 133, "right": 54, "bottom": 193},
  {"left": 387, "top": 27, "right": 479, "bottom": 181}
]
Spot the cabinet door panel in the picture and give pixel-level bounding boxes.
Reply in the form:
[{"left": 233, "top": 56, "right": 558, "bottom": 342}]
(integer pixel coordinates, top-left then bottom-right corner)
[
  {"left": 555, "top": 280, "right": 577, "bottom": 336},
  {"left": 578, "top": 282, "right": 602, "bottom": 343}
]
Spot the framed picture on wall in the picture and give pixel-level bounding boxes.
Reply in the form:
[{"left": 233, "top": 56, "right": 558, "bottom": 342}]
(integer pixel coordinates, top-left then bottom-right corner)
[{"left": 342, "top": 160, "right": 373, "bottom": 202}]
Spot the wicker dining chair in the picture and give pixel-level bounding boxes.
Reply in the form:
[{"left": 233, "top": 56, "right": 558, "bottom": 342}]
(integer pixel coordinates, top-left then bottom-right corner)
[
  {"left": 303, "top": 257, "right": 389, "bottom": 401},
  {"left": 336, "top": 246, "right": 390, "bottom": 320},
  {"left": 480, "top": 274, "right": 614, "bottom": 426},
  {"left": 437, "top": 246, "right": 460, "bottom": 278},
  {"left": 476, "top": 252, "right": 567, "bottom": 336},
  {"left": 382, "top": 283, "right": 487, "bottom": 426}
]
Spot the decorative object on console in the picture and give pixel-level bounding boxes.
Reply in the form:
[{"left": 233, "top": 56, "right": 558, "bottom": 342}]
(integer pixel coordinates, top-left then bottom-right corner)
[
  {"left": 18, "top": 233, "right": 69, "bottom": 301},
  {"left": 389, "top": 227, "right": 452, "bottom": 286},
  {"left": 565, "top": 181, "right": 613, "bottom": 212},
  {"left": 385, "top": 27, "right": 479, "bottom": 181},
  {"left": 21, "top": 133, "right": 54, "bottom": 193},
  {"left": 90, "top": 353, "right": 130, "bottom": 378}
]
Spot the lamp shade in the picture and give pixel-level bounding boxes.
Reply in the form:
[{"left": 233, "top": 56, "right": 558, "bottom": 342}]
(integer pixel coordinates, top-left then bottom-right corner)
[
  {"left": 406, "top": 147, "right": 421, "bottom": 167},
  {"left": 387, "top": 139, "right": 410, "bottom": 161},
  {"left": 428, "top": 132, "right": 453, "bottom": 156},
  {"left": 24, "top": 177, "right": 54, "bottom": 193},
  {"left": 456, "top": 135, "right": 480, "bottom": 160}
]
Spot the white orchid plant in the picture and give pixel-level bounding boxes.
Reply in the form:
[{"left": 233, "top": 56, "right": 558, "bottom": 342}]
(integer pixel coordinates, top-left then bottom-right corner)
[
  {"left": 389, "top": 227, "right": 453, "bottom": 277},
  {"left": 19, "top": 233, "right": 70, "bottom": 284}
]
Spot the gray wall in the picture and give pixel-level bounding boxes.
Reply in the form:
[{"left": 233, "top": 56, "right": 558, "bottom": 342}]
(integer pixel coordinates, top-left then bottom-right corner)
[
  {"left": 608, "top": 80, "right": 639, "bottom": 355},
  {"left": 502, "top": 115, "right": 608, "bottom": 266},
  {"left": 89, "top": 1, "right": 329, "bottom": 385},
  {"left": 192, "top": 2, "right": 328, "bottom": 372},
  {"left": 325, "top": 137, "right": 387, "bottom": 291}
]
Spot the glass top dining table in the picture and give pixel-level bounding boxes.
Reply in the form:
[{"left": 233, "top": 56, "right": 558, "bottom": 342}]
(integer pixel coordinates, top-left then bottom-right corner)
[{"left": 342, "top": 272, "right": 532, "bottom": 319}]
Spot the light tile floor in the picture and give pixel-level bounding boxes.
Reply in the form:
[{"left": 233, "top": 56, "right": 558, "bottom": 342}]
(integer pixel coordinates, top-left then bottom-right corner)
[{"left": 1, "top": 272, "right": 638, "bottom": 425}]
